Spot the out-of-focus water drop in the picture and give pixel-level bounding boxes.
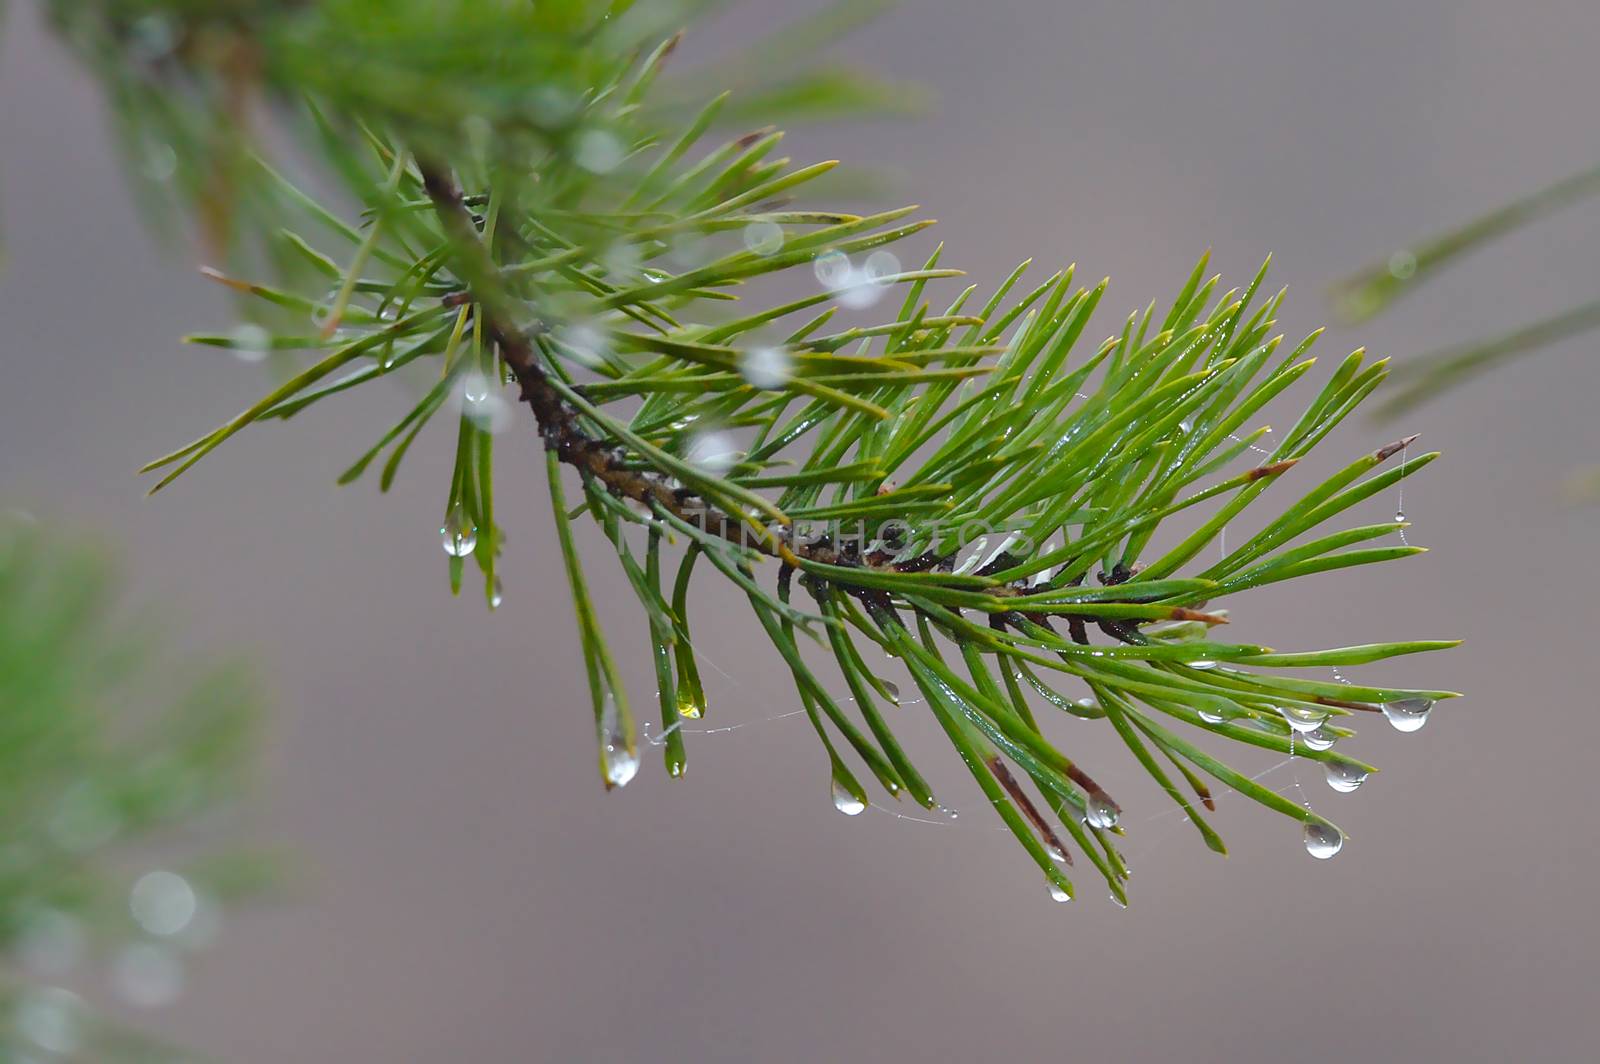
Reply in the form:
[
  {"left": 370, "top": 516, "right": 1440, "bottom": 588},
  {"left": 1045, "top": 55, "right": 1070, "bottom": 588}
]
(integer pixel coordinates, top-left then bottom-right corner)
[
  {"left": 574, "top": 128, "right": 625, "bottom": 173},
  {"left": 1381, "top": 697, "right": 1433, "bottom": 733},
  {"left": 1387, "top": 250, "right": 1418, "bottom": 280},
  {"left": 1303, "top": 821, "right": 1344, "bottom": 859},
  {"left": 813, "top": 249, "right": 851, "bottom": 289},
  {"left": 739, "top": 346, "right": 792, "bottom": 389},
  {"left": 685, "top": 430, "right": 740, "bottom": 475},
  {"left": 129, "top": 870, "right": 197, "bottom": 937},
  {"left": 14, "top": 986, "right": 84, "bottom": 1054},
  {"left": 489, "top": 577, "right": 504, "bottom": 610},
  {"left": 742, "top": 220, "right": 784, "bottom": 256},
  {"left": 16, "top": 911, "right": 86, "bottom": 976},
  {"left": 230, "top": 323, "right": 272, "bottom": 364},
  {"left": 111, "top": 943, "right": 185, "bottom": 1008}
]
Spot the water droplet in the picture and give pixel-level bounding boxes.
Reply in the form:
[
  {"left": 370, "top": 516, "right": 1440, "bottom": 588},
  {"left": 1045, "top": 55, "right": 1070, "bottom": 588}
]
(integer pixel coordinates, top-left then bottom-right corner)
[
  {"left": 378, "top": 303, "right": 400, "bottom": 322},
  {"left": 1198, "top": 708, "right": 1227, "bottom": 724},
  {"left": 813, "top": 250, "right": 851, "bottom": 289},
  {"left": 14, "top": 986, "right": 84, "bottom": 1053},
  {"left": 881, "top": 679, "right": 901, "bottom": 703},
  {"left": 675, "top": 692, "right": 703, "bottom": 720},
  {"left": 142, "top": 142, "right": 177, "bottom": 182},
  {"left": 685, "top": 430, "right": 740, "bottom": 475},
  {"left": 1387, "top": 250, "right": 1418, "bottom": 280},
  {"left": 1109, "top": 893, "right": 1129, "bottom": 909},
  {"left": 1394, "top": 509, "right": 1406, "bottom": 523},
  {"left": 1302, "top": 726, "right": 1338, "bottom": 751},
  {"left": 1303, "top": 821, "right": 1344, "bottom": 859},
  {"left": 110, "top": 943, "right": 185, "bottom": 1008},
  {"left": 742, "top": 220, "right": 785, "bottom": 256},
  {"left": 1278, "top": 705, "right": 1330, "bottom": 733},
  {"left": 739, "top": 346, "right": 792, "bottom": 389},
  {"left": 556, "top": 324, "right": 607, "bottom": 368},
  {"left": 16, "top": 911, "right": 86, "bottom": 976},
  {"left": 936, "top": 805, "right": 959, "bottom": 821},
  {"left": 863, "top": 250, "right": 901, "bottom": 283},
  {"left": 440, "top": 506, "right": 477, "bottom": 557},
  {"left": 1189, "top": 659, "right": 1218, "bottom": 670},
  {"left": 1323, "top": 762, "right": 1369, "bottom": 794},
  {"left": 1381, "top": 697, "right": 1434, "bottom": 733},
  {"left": 574, "top": 128, "right": 626, "bottom": 173},
  {"left": 230, "top": 323, "right": 271, "bottom": 364},
  {"left": 129, "top": 870, "right": 197, "bottom": 936},
  {"left": 1047, "top": 881, "right": 1071, "bottom": 903},
  {"left": 489, "top": 577, "right": 504, "bottom": 609},
  {"left": 1178, "top": 418, "right": 1194, "bottom": 434},
  {"left": 1085, "top": 793, "right": 1120, "bottom": 830},
  {"left": 604, "top": 743, "right": 639, "bottom": 788},
  {"left": 1046, "top": 842, "right": 1069, "bottom": 864},
  {"left": 48, "top": 782, "right": 120, "bottom": 851},
  {"left": 461, "top": 372, "right": 490, "bottom": 404},
  {"left": 831, "top": 779, "right": 866, "bottom": 816}
]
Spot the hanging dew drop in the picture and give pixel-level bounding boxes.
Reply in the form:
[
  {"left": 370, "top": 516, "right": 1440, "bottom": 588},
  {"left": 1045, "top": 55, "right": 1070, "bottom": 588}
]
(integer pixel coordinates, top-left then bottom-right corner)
[
  {"left": 1381, "top": 697, "right": 1434, "bottom": 733},
  {"left": 603, "top": 742, "right": 639, "bottom": 788},
  {"left": 1085, "top": 793, "right": 1120, "bottom": 830},
  {"left": 440, "top": 506, "right": 477, "bottom": 557},
  {"left": 1048, "top": 881, "right": 1071, "bottom": 903},
  {"left": 462, "top": 372, "right": 490, "bottom": 404},
  {"left": 1278, "top": 705, "right": 1330, "bottom": 733},
  {"left": 881, "top": 679, "right": 901, "bottom": 703},
  {"left": 489, "top": 577, "right": 504, "bottom": 610},
  {"left": 1324, "top": 761, "right": 1369, "bottom": 794},
  {"left": 831, "top": 779, "right": 866, "bottom": 816},
  {"left": 1046, "top": 842, "right": 1069, "bottom": 865},
  {"left": 1303, "top": 822, "right": 1344, "bottom": 859},
  {"left": 1302, "top": 726, "right": 1338, "bottom": 751},
  {"left": 1394, "top": 509, "right": 1406, "bottom": 523}
]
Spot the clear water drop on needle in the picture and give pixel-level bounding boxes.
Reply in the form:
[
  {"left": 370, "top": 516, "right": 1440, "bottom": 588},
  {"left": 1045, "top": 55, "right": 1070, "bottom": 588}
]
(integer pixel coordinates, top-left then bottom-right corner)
[
  {"left": 1279, "top": 704, "right": 1330, "bottom": 733},
  {"left": 1395, "top": 509, "right": 1406, "bottom": 523},
  {"left": 1085, "top": 793, "right": 1120, "bottom": 830},
  {"left": 1323, "top": 761, "right": 1369, "bottom": 794},
  {"left": 1381, "top": 697, "right": 1434, "bottom": 733},
  {"left": 1303, "top": 822, "right": 1344, "bottom": 859},
  {"left": 1199, "top": 708, "right": 1227, "bottom": 724},
  {"left": 1048, "top": 881, "right": 1071, "bottom": 903},
  {"left": 831, "top": 778, "right": 866, "bottom": 816},
  {"left": 489, "top": 577, "right": 504, "bottom": 609},
  {"left": 462, "top": 371, "right": 490, "bottom": 404},
  {"left": 440, "top": 506, "right": 477, "bottom": 557},
  {"left": 1189, "top": 659, "right": 1217, "bottom": 670},
  {"left": 1302, "top": 726, "right": 1338, "bottom": 751},
  {"left": 603, "top": 741, "right": 639, "bottom": 789}
]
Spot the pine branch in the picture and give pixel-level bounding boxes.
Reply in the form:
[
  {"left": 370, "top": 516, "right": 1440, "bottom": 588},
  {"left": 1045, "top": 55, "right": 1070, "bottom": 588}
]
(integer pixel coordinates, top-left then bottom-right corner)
[{"left": 39, "top": 0, "right": 1463, "bottom": 904}]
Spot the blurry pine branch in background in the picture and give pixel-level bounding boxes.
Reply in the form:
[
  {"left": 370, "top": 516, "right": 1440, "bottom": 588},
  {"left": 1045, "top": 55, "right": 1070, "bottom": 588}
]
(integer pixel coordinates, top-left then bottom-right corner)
[
  {"left": 28, "top": 0, "right": 1460, "bottom": 905},
  {"left": 1331, "top": 163, "right": 1600, "bottom": 439},
  {"left": 0, "top": 517, "right": 271, "bottom": 1061}
]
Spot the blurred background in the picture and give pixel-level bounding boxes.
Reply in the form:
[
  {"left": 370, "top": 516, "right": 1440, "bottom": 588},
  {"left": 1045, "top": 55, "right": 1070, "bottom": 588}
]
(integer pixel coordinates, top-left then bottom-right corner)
[{"left": 3, "top": 0, "right": 1598, "bottom": 1060}]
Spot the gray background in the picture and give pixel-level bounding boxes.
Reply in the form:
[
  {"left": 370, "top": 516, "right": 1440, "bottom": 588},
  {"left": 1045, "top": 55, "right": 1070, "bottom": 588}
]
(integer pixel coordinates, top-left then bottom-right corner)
[{"left": 4, "top": 1, "right": 1599, "bottom": 1061}]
